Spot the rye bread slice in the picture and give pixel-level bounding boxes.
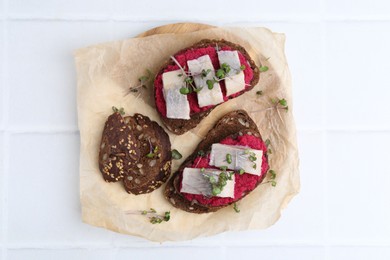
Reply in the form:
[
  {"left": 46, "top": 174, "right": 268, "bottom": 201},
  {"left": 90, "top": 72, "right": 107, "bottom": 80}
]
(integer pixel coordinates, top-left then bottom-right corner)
[
  {"left": 154, "top": 39, "right": 260, "bottom": 135},
  {"left": 123, "top": 113, "right": 172, "bottom": 195},
  {"left": 164, "top": 110, "right": 269, "bottom": 213},
  {"left": 98, "top": 112, "right": 140, "bottom": 182}
]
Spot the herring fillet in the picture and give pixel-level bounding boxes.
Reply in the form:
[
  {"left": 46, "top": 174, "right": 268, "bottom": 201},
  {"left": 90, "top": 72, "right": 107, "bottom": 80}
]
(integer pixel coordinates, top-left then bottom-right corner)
[
  {"left": 217, "top": 50, "right": 246, "bottom": 96},
  {"left": 209, "top": 143, "right": 263, "bottom": 176},
  {"left": 187, "top": 55, "right": 224, "bottom": 108},
  {"left": 162, "top": 70, "right": 190, "bottom": 120},
  {"left": 181, "top": 168, "right": 235, "bottom": 198}
]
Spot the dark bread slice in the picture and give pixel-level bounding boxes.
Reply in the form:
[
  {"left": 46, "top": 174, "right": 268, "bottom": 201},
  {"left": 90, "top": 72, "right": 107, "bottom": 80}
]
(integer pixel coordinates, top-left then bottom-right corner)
[
  {"left": 123, "top": 113, "right": 172, "bottom": 195},
  {"left": 164, "top": 110, "right": 269, "bottom": 213},
  {"left": 98, "top": 112, "right": 140, "bottom": 182},
  {"left": 155, "top": 39, "right": 260, "bottom": 135}
]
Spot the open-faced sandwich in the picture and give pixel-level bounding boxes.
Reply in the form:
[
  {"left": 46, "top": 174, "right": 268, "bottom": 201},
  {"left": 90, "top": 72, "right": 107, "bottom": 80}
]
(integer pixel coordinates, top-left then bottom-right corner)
[
  {"left": 165, "top": 110, "right": 269, "bottom": 213},
  {"left": 98, "top": 108, "right": 172, "bottom": 195},
  {"left": 154, "top": 39, "right": 260, "bottom": 135}
]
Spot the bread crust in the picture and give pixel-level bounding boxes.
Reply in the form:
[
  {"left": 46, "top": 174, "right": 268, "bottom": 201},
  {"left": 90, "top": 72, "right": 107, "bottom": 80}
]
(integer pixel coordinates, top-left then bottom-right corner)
[
  {"left": 154, "top": 39, "right": 260, "bottom": 135},
  {"left": 164, "top": 110, "right": 269, "bottom": 213}
]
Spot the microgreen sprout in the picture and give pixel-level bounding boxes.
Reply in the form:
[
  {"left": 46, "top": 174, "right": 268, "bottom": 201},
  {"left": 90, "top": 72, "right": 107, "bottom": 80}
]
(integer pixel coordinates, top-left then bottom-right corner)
[
  {"left": 197, "top": 150, "right": 205, "bottom": 157},
  {"left": 126, "top": 209, "right": 170, "bottom": 224},
  {"left": 226, "top": 153, "right": 232, "bottom": 164},
  {"left": 146, "top": 144, "right": 158, "bottom": 159},
  {"left": 180, "top": 87, "right": 190, "bottom": 95},
  {"left": 201, "top": 69, "right": 211, "bottom": 78},
  {"left": 259, "top": 66, "right": 269, "bottom": 72},
  {"left": 233, "top": 202, "right": 240, "bottom": 213},
  {"left": 112, "top": 106, "right": 125, "bottom": 115},
  {"left": 126, "top": 69, "right": 152, "bottom": 95},
  {"left": 203, "top": 169, "right": 233, "bottom": 196},
  {"left": 261, "top": 169, "right": 277, "bottom": 187},
  {"left": 206, "top": 79, "right": 215, "bottom": 90},
  {"left": 171, "top": 149, "right": 182, "bottom": 160},
  {"left": 265, "top": 139, "right": 272, "bottom": 154}
]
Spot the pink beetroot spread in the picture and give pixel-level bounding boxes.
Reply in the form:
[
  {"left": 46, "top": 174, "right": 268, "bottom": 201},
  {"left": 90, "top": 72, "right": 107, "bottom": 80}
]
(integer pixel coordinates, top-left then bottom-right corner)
[
  {"left": 154, "top": 46, "right": 254, "bottom": 117},
  {"left": 180, "top": 134, "right": 268, "bottom": 207}
]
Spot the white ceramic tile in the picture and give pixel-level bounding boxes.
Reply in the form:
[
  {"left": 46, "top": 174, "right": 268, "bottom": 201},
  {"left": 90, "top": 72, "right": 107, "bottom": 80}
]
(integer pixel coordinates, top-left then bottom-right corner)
[
  {"left": 7, "top": 249, "right": 112, "bottom": 260},
  {"left": 262, "top": 22, "right": 324, "bottom": 128},
  {"left": 226, "top": 246, "right": 325, "bottom": 260},
  {"left": 0, "top": 0, "right": 4, "bottom": 18},
  {"left": 328, "top": 246, "right": 390, "bottom": 260},
  {"left": 7, "top": 21, "right": 111, "bottom": 129},
  {"left": 116, "top": 247, "right": 223, "bottom": 260},
  {"left": 326, "top": 0, "right": 390, "bottom": 17},
  {"left": 8, "top": 0, "right": 109, "bottom": 17},
  {"left": 110, "top": 227, "right": 226, "bottom": 246},
  {"left": 0, "top": 135, "right": 4, "bottom": 243},
  {"left": 0, "top": 21, "right": 4, "bottom": 128},
  {"left": 7, "top": 133, "right": 112, "bottom": 244},
  {"left": 327, "top": 132, "right": 390, "bottom": 243},
  {"left": 225, "top": 131, "right": 324, "bottom": 243},
  {"left": 325, "top": 23, "right": 390, "bottom": 128},
  {"left": 111, "top": 0, "right": 321, "bottom": 21},
  {"left": 109, "top": 21, "right": 174, "bottom": 41}
]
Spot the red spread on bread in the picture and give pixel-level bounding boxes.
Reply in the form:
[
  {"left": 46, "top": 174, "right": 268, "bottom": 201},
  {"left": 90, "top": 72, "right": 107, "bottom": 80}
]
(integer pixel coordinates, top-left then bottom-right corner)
[
  {"left": 180, "top": 134, "right": 268, "bottom": 207},
  {"left": 154, "top": 46, "right": 254, "bottom": 117}
]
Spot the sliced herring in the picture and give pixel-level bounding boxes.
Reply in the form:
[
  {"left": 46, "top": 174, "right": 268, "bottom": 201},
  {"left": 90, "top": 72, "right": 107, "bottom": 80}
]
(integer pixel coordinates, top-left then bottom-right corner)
[
  {"left": 209, "top": 143, "right": 263, "bottom": 176},
  {"left": 217, "top": 50, "right": 246, "bottom": 96},
  {"left": 187, "top": 55, "right": 224, "bottom": 107},
  {"left": 180, "top": 168, "right": 235, "bottom": 198},
  {"left": 162, "top": 69, "right": 190, "bottom": 120}
]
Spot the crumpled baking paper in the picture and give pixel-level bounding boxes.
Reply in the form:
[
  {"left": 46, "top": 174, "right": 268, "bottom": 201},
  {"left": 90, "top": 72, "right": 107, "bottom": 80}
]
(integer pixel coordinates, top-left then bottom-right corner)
[{"left": 74, "top": 26, "right": 300, "bottom": 242}]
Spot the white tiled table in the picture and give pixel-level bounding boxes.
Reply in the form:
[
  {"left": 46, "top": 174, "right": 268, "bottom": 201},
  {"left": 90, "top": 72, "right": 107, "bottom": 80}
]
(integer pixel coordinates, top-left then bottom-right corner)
[{"left": 1, "top": 0, "right": 390, "bottom": 259}]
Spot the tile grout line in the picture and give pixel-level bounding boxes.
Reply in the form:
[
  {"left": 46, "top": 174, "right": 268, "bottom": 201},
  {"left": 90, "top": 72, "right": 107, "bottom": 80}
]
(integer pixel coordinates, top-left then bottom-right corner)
[
  {"left": 2, "top": 0, "right": 9, "bottom": 258},
  {"left": 3, "top": 15, "right": 390, "bottom": 23}
]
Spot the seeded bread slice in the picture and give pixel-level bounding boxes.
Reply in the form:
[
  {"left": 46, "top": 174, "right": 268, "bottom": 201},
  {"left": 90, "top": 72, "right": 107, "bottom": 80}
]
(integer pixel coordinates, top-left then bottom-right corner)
[
  {"left": 164, "top": 110, "right": 269, "bottom": 213},
  {"left": 98, "top": 112, "right": 140, "bottom": 182},
  {"left": 98, "top": 111, "right": 172, "bottom": 195},
  {"left": 123, "top": 113, "right": 172, "bottom": 195},
  {"left": 154, "top": 39, "right": 260, "bottom": 135}
]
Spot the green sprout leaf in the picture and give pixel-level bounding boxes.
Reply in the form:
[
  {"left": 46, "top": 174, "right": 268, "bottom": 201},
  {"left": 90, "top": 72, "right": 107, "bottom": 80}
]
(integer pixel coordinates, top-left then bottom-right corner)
[
  {"left": 226, "top": 153, "right": 232, "bottom": 164},
  {"left": 221, "top": 63, "right": 231, "bottom": 74},
  {"left": 201, "top": 69, "right": 211, "bottom": 78},
  {"left": 279, "top": 98, "right": 287, "bottom": 107},
  {"left": 269, "top": 170, "right": 276, "bottom": 180},
  {"left": 259, "top": 66, "right": 269, "bottom": 72},
  {"left": 212, "top": 186, "right": 221, "bottom": 196},
  {"left": 239, "top": 169, "right": 245, "bottom": 175},
  {"left": 216, "top": 69, "right": 225, "bottom": 79},
  {"left": 240, "top": 65, "right": 246, "bottom": 70},
  {"left": 206, "top": 79, "right": 215, "bottom": 90},
  {"left": 180, "top": 87, "right": 190, "bottom": 95},
  {"left": 146, "top": 153, "right": 154, "bottom": 158},
  {"left": 171, "top": 149, "right": 182, "bottom": 160}
]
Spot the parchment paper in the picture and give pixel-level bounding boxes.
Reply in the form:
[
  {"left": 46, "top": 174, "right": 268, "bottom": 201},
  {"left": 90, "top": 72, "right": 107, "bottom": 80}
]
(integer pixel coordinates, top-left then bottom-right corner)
[{"left": 74, "top": 27, "right": 300, "bottom": 242}]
